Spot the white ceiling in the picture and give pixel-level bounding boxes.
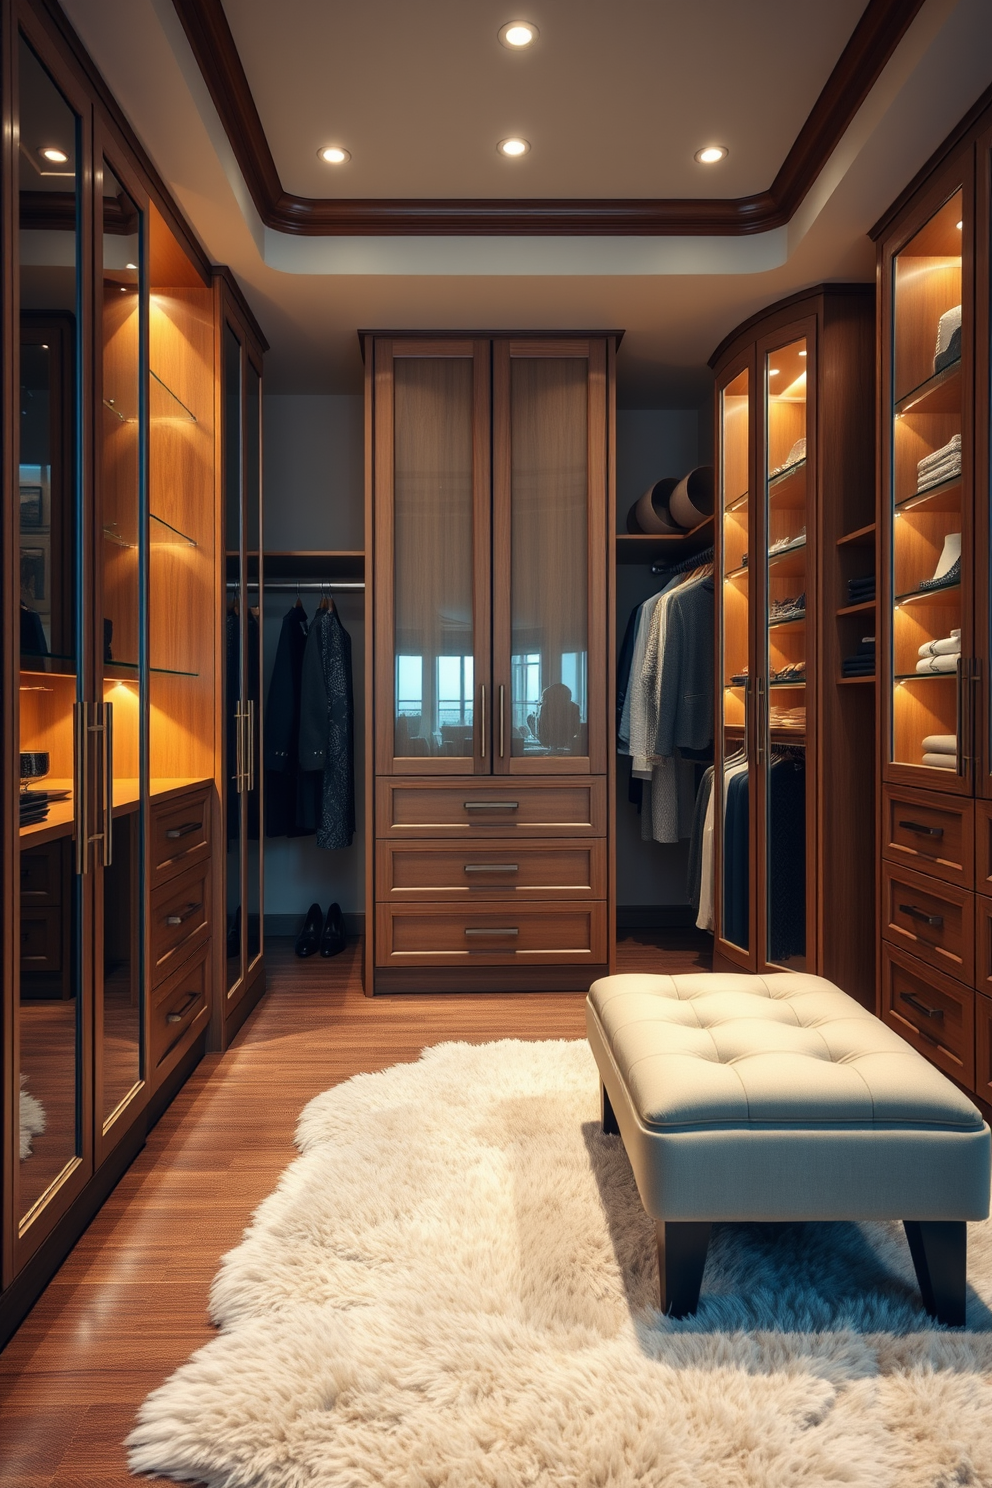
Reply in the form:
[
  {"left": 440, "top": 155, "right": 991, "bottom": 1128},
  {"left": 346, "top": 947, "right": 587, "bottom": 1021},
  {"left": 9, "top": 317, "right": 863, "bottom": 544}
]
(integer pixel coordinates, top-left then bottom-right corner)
[
  {"left": 225, "top": 0, "right": 864, "bottom": 200},
  {"left": 59, "top": 0, "right": 992, "bottom": 403}
]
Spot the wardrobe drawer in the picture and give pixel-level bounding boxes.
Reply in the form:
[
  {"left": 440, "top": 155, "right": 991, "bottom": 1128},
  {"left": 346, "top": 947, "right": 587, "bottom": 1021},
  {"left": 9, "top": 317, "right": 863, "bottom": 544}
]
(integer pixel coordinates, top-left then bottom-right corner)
[
  {"left": 20, "top": 906, "right": 62, "bottom": 972},
  {"left": 881, "top": 943, "right": 974, "bottom": 1090},
  {"left": 881, "top": 785, "right": 973, "bottom": 889},
  {"left": 881, "top": 862, "right": 974, "bottom": 986},
  {"left": 19, "top": 842, "right": 64, "bottom": 904},
  {"left": 150, "top": 863, "right": 211, "bottom": 987},
  {"left": 376, "top": 839, "right": 606, "bottom": 901},
  {"left": 151, "top": 946, "right": 209, "bottom": 1073},
  {"left": 375, "top": 900, "right": 607, "bottom": 966},
  {"left": 976, "top": 802, "right": 992, "bottom": 893},
  {"left": 977, "top": 990, "right": 992, "bottom": 1107},
  {"left": 975, "top": 896, "right": 992, "bottom": 997},
  {"left": 150, "top": 786, "right": 211, "bottom": 889},
  {"left": 377, "top": 777, "right": 606, "bottom": 837}
]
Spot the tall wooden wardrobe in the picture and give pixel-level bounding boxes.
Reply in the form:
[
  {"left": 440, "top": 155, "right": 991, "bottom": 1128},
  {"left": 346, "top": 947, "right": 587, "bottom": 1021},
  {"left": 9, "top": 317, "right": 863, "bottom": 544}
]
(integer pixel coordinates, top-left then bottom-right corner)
[
  {"left": 874, "top": 90, "right": 992, "bottom": 1111},
  {"left": 363, "top": 334, "right": 616, "bottom": 993},
  {"left": 710, "top": 287, "right": 876, "bottom": 1003},
  {"left": 1, "top": 0, "right": 264, "bottom": 1344}
]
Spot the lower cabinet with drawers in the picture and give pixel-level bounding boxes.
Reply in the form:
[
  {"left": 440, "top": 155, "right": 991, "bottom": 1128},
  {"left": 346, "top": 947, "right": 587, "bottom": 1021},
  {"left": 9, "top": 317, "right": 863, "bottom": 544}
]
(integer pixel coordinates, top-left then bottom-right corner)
[
  {"left": 879, "top": 784, "right": 990, "bottom": 1109},
  {"left": 147, "top": 783, "right": 213, "bottom": 1090}
]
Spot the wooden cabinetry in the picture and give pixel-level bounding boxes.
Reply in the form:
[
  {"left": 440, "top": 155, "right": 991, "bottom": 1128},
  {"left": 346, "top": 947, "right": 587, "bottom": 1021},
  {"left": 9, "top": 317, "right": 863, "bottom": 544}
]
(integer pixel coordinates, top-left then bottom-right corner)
[
  {"left": 710, "top": 287, "right": 875, "bottom": 1003},
  {"left": 873, "top": 95, "right": 992, "bottom": 1111},
  {"left": 364, "top": 334, "right": 615, "bottom": 993}
]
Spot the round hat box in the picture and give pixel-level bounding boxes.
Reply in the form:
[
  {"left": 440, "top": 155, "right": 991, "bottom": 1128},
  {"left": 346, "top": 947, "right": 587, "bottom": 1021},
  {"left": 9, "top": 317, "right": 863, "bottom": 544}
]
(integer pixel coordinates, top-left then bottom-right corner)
[
  {"left": 627, "top": 476, "right": 681, "bottom": 534},
  {"left": 669, "top": 466, "right": 715, "bottom": 528}
]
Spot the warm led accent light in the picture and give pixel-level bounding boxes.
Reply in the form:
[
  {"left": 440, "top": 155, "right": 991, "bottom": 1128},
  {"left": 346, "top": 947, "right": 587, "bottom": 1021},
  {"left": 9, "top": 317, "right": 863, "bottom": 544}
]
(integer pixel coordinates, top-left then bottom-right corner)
[
  {"left": 126, "top": 262, "right": 137, "bottom": 270},
  {"left": 957, "top": 220, "right": 963, "bottom": 230},
  {"left": 40, "top": 146, "right": 68, "bottom": 163},
  {"left": 694, "top": 145, "right": 728, "bottom": 165},
  {"left": 498, "top": 137, "right": 530, "bottom": 157},
  {"left": 769, "top": 368, "right": 780, "bottom": 376},
  {"left": 498, "top": 20, "right": 539, "bottom": 47},
  {"left": 318, "top": 145, "right": 351, "bottom": 165},
  {"left": 798, "top": 349, "right": 807, "bottom": 357}
]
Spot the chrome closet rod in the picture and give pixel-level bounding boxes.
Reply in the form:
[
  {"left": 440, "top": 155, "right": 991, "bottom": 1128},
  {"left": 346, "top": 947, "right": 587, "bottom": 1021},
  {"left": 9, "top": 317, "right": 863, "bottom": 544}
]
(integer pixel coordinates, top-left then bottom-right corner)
[{"left": 226, "top": 580, "right": 365, "bottom": 591}]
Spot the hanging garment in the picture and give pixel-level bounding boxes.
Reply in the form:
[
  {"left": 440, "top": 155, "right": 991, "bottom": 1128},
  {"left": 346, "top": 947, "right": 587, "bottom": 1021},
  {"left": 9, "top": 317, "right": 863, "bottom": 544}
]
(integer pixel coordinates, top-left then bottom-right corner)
[
  {"left": 615, "top": 605, "right": 640, "bottom": 739},
  {"left": 618, "top": 590, "right": 664, "bottom": 752},
  {"left": 299, "top": 606, "right": 356, "bottom": 850},
  {"left": 686, "top": 766, "right": 714, "bottom": 910},
  {"left": 225, "top": 608, "right": 240, "bottom": 845},
  {"left": 246, "top": 608, "right": 261, "bottom": 842},
  {"left": 723, "top": 765, "right": 750, "bottom": 950},
  {"left": 767, "top": 756, "right": 806, "bottom": 962},
  {"left": 654, "top": 576, "right": 715, "bottom": 757},
  {"left": 696, "top": 782, "right": 716, "bottom": 932},
  {"left": 264, "top": 604, "right": 313, "bottom": 837},
  {"left": 20, "top": 603, "right": 48, "bottom": 656}
]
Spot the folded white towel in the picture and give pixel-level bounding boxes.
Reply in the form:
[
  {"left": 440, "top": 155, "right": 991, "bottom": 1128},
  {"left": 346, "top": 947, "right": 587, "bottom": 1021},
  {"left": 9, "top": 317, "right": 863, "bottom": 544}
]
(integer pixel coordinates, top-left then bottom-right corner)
[
  {"left": 919, "top": 432, "right": 962, "bottom": 465},
  {"left": 919, "top": 635, "right": 964, "bottom": 657},
  {"left": 916, "top": 654, "right": 960, "bottom": 673},
  {"left": 935, "top": 304, "right": 962, "bottom": 358},
  {"left": 922, "top": 752, "right": 957, "bottom": 770},
  {"left": 922, "top": 734, "right": 957, "bottom": 754}
]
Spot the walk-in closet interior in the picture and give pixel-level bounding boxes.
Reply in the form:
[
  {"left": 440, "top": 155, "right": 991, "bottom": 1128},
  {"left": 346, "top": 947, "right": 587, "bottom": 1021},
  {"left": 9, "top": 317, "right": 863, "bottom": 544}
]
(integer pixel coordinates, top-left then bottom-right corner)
[{"left": 2, "top": 1, "right": 992, "bottom": 1477}]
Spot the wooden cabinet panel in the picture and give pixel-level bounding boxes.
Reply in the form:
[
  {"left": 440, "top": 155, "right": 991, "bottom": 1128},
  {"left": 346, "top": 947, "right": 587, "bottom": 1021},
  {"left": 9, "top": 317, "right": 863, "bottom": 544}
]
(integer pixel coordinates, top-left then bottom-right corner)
[
  {"left": 150, "top": 863, "right": 211, "bottom": 988},
  {"left": 376, "top": 839, "right": 606, "bottom": 900},
  {"left": 376, "top": 900, "right": 607, "bottom": 966},
  {"left": 881, "top": 861, "right": 974, "bottom": 984},
  {"left": 882, "top": 784, "right": 974, "bottom": 888},
  {"left": 377, "top": 776, "right": 607, "bottom": 837},
  {"left": 975, "top": 802, "right": 992, "bottom": 892},
  {"left": 977, "top": 990, "right": 992, "bottom": 1106},
  {"left": 881, "top": 942, "right": 975, "bottom": 1089},
  {"left": 976, "top": 895, "right": 992, "bottom": 996},
  {"left": 19, "top": 843, "right": 64, "bottom": 904},
  {"left": 150, "top": 785, "right": 211, "bottom": 889},
  {"left": 19, "top": 906, "right": 63, "bottom": 974},
  {"left": 150, "top": 945, "right": 209, "bottom": 1075}
]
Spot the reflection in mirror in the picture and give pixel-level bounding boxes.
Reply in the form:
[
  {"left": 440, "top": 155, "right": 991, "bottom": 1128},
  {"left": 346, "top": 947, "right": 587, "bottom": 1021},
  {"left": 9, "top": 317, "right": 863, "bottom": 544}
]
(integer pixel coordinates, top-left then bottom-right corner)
[
  {"left": 720, "top": 367, "right": 750, "bottom": 950},
  {"left": 18, "top": 34, "right": 83, "bottom": 1221},
  {"left": 224, "top": 326, "right": 244, "bottom": 991}
]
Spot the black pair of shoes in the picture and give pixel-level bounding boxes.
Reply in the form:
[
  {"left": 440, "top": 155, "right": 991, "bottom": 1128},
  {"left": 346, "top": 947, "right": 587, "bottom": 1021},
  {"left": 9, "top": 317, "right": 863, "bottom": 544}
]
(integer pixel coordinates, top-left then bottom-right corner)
[{"left": 295, "top": 902, "right": 346, "bottom": 959}]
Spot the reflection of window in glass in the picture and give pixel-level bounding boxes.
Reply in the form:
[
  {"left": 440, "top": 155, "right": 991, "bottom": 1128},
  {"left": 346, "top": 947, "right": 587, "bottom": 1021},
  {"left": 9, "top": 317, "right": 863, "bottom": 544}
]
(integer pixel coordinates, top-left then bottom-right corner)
[
  {"left": 561, "top": 651, "right": 588, "bottom": 719},
  {"left": 512, "top": 652, "right": 542, "bottom": 735},
  {"left": 436, "top": 655, "right": 474, "bottom": 729},
  {"left": 396, "top": 654, "right": 423, "bottom": 716}
]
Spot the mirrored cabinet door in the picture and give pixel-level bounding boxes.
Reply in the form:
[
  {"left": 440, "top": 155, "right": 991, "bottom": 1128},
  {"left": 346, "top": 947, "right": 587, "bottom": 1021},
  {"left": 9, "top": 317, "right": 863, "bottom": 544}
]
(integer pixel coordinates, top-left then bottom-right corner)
[
  {"left": 245, "top": 359, "right": 262, "bottom": 975},
  {"left": 223, "top": 323, "right": 245, "bottom": 996},
  {"left": 15, "top": 32, "right": 90, "bottom": 1243}
]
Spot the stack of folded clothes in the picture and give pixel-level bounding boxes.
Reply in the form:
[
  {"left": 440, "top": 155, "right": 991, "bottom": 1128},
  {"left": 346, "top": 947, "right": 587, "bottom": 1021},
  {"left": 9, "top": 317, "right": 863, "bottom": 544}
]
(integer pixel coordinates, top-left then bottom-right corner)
[
  {"left": 769, "top": 592, "right": 806, "bottom": 624},
  {"left": 916, "top": 434, "right": 961, "bottom": 494},
  {"left": 769, "top": 704, "right": 806, "bottom": 731},
  {"left": 842, "top": 636, "right": 875, "bottom": 678},
  {"left": 921, "top": 733, "right": 957, "bottom": 770},
  {"left": 934, "top": 305, "right": 962, "bottom": 374},
  {"left": 916, "top": 628, "right": 961, "bottom": 674},
  {"left": 19, "top": 790, "right": 50, "bottom": 827},
  {"left": 847, "top": 573, "right": 875, "bottom": 605}
]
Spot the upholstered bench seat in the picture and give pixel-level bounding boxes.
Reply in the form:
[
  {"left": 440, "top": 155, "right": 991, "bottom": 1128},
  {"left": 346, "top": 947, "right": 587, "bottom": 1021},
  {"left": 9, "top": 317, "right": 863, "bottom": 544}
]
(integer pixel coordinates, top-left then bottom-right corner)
[{"left": 587, "top": 971, "right": 991, "bottom": 1323}]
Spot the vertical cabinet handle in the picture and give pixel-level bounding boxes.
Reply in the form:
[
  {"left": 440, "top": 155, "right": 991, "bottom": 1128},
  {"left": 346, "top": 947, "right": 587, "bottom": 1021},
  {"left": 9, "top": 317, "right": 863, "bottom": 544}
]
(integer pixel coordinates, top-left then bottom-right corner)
[
  {"left": 956, "top": 658, "right": 966, "bottom": 777},
  {"left": 102, "top": 700, "right": 113, "bottom": 867},
  {"left": 234, "top": 702, "right": 244, "bottom": 794},
  {"left": 479, "top": 682, "right": 487, "bottom": 760},
  {"left": 499, "top": 684, "right": 506, "bottom": 759},
  {"left": 247, "top": 698, "right": 255, "bottom": 793},
  {"left": 755, "top": 676, "right": 765, "bottom": 764},
  {"left": 73, "top": 700, "right": 88, "bottom": 876}
]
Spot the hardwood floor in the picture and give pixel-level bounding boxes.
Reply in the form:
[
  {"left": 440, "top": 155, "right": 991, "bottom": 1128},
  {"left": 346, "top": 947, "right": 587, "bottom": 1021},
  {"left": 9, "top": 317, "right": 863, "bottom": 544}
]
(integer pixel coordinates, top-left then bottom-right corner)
[{"left": 0, "top": 930, "right": 711, "bottom": 1487}]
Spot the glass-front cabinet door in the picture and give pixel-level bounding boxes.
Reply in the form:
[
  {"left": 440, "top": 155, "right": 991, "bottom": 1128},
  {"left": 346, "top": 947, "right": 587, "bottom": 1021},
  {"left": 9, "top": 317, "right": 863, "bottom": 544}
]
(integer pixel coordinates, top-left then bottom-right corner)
[
  {"left": 245, "top": 359, "right": 263, "bottom": 976},
  {"left": 761, "top": 331, "right": 811, "bottom": 970},
  {"left": 223, "top": 324, "right": 245, "bottom": 995},
  {"left": 374, "top": 339, "right": 492, "bottom": 775},
  {"left": 15, "top": 32, "right": 91, "bottom": 1256},
  {"left": 492, "top": 339, "right": 607, "bottom": 775},
  {"left": 716, "top": 359, "right": 754, "bottom": 965},
  {"left": 885, "top": 184, "right": 972, "bottom": 792}
]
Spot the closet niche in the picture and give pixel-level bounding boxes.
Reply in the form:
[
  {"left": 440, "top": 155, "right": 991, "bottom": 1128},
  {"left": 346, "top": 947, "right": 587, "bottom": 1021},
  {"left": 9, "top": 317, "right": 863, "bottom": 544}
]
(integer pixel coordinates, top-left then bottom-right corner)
[{"left": 365, "top": 335, "right": 614, "bottom": 993}]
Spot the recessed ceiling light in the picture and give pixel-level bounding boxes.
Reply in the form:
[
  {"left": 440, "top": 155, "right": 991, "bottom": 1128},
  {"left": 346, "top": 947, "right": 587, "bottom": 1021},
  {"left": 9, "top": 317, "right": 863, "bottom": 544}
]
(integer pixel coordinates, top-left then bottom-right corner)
[
  {"left": 498, "top": 137, "right": 530, "bottom": 157},
  {"left": 694, "top": 145, "right": 728, "bottom": 165},
  {"left": 498, "top": 20, "right": 539, "bottom": 47},
  {"left": 318, "top": 145, "right": 351, "bottom": 165},
  {"left": 40, "top": 146, "right": 68, "bottom": 163}
]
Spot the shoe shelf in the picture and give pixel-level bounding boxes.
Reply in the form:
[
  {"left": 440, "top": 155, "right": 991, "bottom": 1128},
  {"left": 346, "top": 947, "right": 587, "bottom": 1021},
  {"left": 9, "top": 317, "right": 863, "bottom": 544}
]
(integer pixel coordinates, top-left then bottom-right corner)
[{"left": 894, "top": 580, "right": 961, "bottom": 606}]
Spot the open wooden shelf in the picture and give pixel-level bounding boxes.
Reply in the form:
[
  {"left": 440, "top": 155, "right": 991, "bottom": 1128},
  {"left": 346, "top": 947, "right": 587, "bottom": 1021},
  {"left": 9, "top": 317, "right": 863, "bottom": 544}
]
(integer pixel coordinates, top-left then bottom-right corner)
[
  {"left": 261, "top": 549, "right": 365, "bottom": 581},
  {"left": 837, "top": 600, "right": 876, "bottom": 617},
  {"left": 837, "top": 523, "right": 876, "bottom": 548},
  {"left": 615, "top": 516, "right": 713, "bottom": 565},
  {"left": 838, "top": 675, "right": 875, "bottom": 685}
]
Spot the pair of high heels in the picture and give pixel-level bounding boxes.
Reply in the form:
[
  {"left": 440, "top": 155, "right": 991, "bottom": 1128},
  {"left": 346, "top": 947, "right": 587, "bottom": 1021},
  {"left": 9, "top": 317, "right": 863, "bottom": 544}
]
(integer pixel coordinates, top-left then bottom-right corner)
[{"left": 295, "top": 902, "right": 346, "bottom": 958}]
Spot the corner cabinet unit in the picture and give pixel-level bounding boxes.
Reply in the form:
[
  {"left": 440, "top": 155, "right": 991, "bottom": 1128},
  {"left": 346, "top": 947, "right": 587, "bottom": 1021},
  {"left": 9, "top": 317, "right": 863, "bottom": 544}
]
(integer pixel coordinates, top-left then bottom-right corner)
[
  {"left": 0, "top": 1, "right": 261, "bottom": 1343},
  {"left": 364, "top": 334, "right": 616, "bottom": 993},
  {"left": 710, "top": 287, "right": 876, "bottom": 1005},
  {"left": 875, "top": 95, "right": 992, "bottom": 1106}
]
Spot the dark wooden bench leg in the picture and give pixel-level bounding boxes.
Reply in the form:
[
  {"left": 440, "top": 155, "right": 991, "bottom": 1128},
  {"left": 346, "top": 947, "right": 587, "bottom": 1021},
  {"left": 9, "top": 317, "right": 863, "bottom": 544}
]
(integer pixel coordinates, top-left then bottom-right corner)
[
  {"left": 657, "top": 1221, "right": 712, "bottom": 1318},
  {"left": 904, "top": 1221, "right": 967, "bottom": 1326},
  {"left": 601, "top": 1082, "right": 620, "bottom": 1135}
]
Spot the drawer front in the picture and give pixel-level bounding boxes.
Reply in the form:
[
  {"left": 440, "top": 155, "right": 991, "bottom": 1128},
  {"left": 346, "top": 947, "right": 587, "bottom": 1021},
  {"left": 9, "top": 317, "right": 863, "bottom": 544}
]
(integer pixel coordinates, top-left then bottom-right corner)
[
  {"left": 150, "top": 864, "right": 211, "bottom": 987},
  {"left": 376, "top": 900, "right": 607, "bottom": 966},
  {"left": 377, "top": 777, "right": 606, "bottom": 837},
  {"left": 20, "top": 905, "right": 62, "bottom": 972},
  {"left": 150, "top": 786, "right": 211, "bottom": 889},
  {"left": 20, "top": 842, "right": 63, "bottom": 904},
  {"left": 977, "top": 802, "right": 992, "bottom": 893},
  {"left": 151, "top": 947, "right": 209, "bottom": 1072},
  {"left": 976, "top": 896, "right": 992, "bottom": 997},
  {"left": 881, "top": 942, "right": 975, "bottom": 1088},
  {"left": 977, "top": 990, "right": 992, "bottom": 1107},
  {"left": 376, "top": 839, "right": 606, "bottom": 901},
  {"left": 881, "top": 785, "right": 973, "bottom": 889},
  {"left": 881, "top": 861, "right": 974, "bottom": 985}
]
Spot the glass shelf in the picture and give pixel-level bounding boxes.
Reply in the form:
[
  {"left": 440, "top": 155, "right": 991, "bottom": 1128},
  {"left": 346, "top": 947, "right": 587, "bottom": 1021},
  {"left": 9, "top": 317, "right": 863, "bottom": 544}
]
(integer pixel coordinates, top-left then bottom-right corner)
[
  {"left": 20, "top": 653, "right": 76, "bottom": 675},
  {"left": 894, "top": 357, "right": 961, "bottom": 417},
  {"left": 895, "top": 474, "right": 962, "bottom": 513},
  {"left": 895, "top": 670, "right": 958, "bottom": 682},
  {"left": 105, "top": 660, "right": 199, "bottom": 678},
  {"left": 770, "top": 679, "right": 806, "bottom": 689},
  {"left": 150, "top": 370, "right": 197, "bottom": 422},
  {"left": 768, "top": 614, "right": 806, "bottom": 632},
  {"left": 103, "top": 512, "right": 197, "bottom": 549},
  {"left": 725, "top": 492, "right": 748, "bottom": 513},
  {"left": 725, "top": 563, "right": 748, "bottom": 580},
  {"left": 894, "top": 581, "right": 961, "bottom": 606}
]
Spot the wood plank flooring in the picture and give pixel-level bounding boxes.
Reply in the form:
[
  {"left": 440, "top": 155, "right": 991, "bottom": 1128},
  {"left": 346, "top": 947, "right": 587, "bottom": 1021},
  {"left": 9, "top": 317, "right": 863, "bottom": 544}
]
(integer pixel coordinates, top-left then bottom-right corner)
[{"left": 0, "top": 930, "right": 711, "bottom": 1487}]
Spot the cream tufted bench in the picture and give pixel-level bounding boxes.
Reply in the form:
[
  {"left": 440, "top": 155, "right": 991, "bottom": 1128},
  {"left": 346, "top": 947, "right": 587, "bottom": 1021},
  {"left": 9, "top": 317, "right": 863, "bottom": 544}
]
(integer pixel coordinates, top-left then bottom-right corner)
[{"left": 587, "top": 971, "right": 991, "bottom": 1323}]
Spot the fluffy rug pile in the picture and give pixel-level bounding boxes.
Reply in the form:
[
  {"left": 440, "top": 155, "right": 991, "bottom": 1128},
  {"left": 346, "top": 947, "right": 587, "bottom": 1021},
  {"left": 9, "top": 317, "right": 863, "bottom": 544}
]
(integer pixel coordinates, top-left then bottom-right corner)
[
  {"left": 128, "top": 1039, "right": 992, "bottom": 1487},
  {"left": 19, "top": 1074, "right": 46, "bottom": 1160}
]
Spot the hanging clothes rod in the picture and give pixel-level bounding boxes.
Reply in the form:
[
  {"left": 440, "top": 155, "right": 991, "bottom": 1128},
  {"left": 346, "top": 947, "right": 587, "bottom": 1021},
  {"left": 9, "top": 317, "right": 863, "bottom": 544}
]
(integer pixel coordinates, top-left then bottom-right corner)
[
  {"left": 226, "top": 581, "right": 365, "bottom": 592},
  {"left": 651, "top": 544, "right": 714, "bottom": 576}
]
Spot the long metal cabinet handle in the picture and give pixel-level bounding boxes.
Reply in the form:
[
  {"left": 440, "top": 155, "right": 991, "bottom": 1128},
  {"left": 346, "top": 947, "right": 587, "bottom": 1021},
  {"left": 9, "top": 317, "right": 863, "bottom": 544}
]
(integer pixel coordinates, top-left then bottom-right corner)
[
  {"left": 479, "top": 683, "right": 486, "bottom": 759},
  {"left": 956, "top": 658, "right": 966, "bottom": 776},
  {"left": 74, "top": 701, "right": 87, "bottom": 875},
  {"left": 463, "top": 863, "right": 519, "bottom": 873},
  {"left": 102, "top": 701, "right": 114, "bottom": 867},
  {"left": 247, "top": 698, "right": 255, "bottom": 793},
  {"left": 898, "top": 903, "right": 944, "bottom": 929},
  {"left": 464, "top": 926, "right": 519, "bottom": 937},
  {"left": 166, "top": 991, "right": 200, "bottom": 1024},
  {"left": 755, "top": 676, "right": 765, "bottom": 764},
  {"left": 898, "top": 820, "right": 943, "bottom": 838},
  {"left": 463, "top": 800, "right": 519, "bottom": 811},
  {"left": 234, "top": 702, "right": 244, "bottom": 794},
  {"left": 165, "top": 821, "right": 202, "bottom": 840},
  {"left": 899, "top": 990, "right": 944, "bottom": 1020},
  {"left": 499, "top": 685, "right": 506, "bottom": 759}
]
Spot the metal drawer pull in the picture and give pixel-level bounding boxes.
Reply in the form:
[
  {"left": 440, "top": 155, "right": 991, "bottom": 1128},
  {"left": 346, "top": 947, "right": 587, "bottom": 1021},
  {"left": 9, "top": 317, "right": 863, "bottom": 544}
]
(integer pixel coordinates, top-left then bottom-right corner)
[
  {"left": 166, "top": 991, "right": 200, "bottom": 1024},
  {"left": 464, "top": 927, "right": 519, "bottom": 937},
  {"left": 464, "top": 863, "right": 519, "bottom": 873},
  {"left": 166, "top": 901, "right": 203, "bottom": 927},
  {"left": 165, "top": 821, "right": 202, "bottom": 840},
  {"left": 898, "top": 820, "right": 944, "bottom": 839},
  {"left": 899, "top": 990, "right": 944, "bottom": 1021},
  {"left": 898, "top": 903, "right": 944, "bottom": 929},
  {"left": 463, "top": 800, "right": 519, "bottom": 810}
]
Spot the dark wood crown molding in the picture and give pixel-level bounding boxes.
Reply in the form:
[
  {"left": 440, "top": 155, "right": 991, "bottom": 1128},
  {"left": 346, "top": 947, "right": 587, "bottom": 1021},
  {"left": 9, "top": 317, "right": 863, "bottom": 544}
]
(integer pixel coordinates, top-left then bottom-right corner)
[{"left": 171, "top": 0, "right": 926, "bottom": 237}]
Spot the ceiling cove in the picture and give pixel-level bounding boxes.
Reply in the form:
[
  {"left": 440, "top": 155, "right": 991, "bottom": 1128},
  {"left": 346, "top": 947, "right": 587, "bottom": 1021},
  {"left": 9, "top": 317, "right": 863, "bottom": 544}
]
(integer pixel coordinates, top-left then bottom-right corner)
[{"left": 170, "top": 0, "right": 926, "bottom": 237}]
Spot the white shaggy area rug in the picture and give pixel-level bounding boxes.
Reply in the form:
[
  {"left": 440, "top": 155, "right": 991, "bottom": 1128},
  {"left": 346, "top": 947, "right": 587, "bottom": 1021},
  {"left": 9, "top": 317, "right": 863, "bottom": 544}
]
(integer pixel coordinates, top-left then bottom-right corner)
[
  {"left": 128, "top": 1039, "right": 992, "bottom": 1488},
  {"left": 19, "top": 1075, "right": 46, "bottom": 1160}
]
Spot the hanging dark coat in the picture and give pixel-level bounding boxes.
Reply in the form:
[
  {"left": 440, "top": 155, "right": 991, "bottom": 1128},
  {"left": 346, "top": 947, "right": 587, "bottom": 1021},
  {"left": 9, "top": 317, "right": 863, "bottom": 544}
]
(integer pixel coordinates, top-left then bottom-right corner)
[
  {"left": 264, "top": 603, "right": 312, "bottom": 837},
  {"left": 298, "top": 605, "right": 356, "bottom": 850}
]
